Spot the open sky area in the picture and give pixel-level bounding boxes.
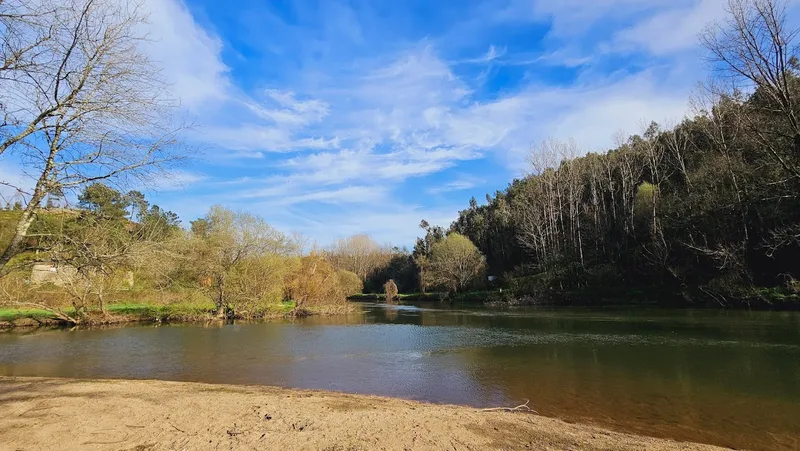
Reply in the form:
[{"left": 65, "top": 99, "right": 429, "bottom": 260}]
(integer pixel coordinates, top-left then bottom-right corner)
[{"left": 0, "top": 0, "right": 746, "bottom": 246}]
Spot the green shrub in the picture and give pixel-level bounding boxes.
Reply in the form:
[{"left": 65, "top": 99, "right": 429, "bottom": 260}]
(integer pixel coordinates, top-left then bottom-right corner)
[{"left": 336, "top": 270, "right": 363, "bottom": 297}]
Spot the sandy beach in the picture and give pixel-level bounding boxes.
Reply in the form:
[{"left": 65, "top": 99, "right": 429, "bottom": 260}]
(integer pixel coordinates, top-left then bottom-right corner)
[{"left": 0, "top": 377, "right": 727, "bottom": 450}]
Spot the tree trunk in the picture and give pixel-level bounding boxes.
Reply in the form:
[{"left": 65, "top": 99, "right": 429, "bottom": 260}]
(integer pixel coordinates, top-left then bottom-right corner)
[
  {"left": 215, "top": 276, "right": 226, "bottom": 318},
  {"left": 98, "top": 283, "right": 106, "bottom": 314},
  {"left": 0, "top": 201, "right": 41, "bottom": 271},
  {"left": 0, "top": 129, "right": 58, "bottom": 273}
]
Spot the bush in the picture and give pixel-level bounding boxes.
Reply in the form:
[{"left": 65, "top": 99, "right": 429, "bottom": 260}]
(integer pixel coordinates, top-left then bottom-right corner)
[
  {"left": 226, "top": 255, "right": 288, "bottom": 315},
  {"left": 284, "top": 255, "right": 345, "bottom": 308},
  {"left": 336, "top": 270, "right": 363, "bottom": 297},
  {"left": 384, "top": 279, "right": 398, "bottom": 302}
]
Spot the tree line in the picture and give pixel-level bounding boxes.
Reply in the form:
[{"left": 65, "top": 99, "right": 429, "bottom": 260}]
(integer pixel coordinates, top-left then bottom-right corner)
[
  {"left": 0, "top": 183, "right": 363, "bottom": 324},
  {"left": 446, "top": 0, "right": 800, "bottom": 307},
  {"left": 0, "top": 179, "right": 492, "bottom": 323}
]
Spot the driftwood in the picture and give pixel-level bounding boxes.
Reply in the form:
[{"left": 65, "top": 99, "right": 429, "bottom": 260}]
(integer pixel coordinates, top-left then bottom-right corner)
[{"left": 480, "top": 400, "right": 537, "bottom": 414}]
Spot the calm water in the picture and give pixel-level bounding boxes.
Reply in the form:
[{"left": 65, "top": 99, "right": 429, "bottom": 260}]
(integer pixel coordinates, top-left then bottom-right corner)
[{"left": 1, "top": 302, "right": 799, "bottom": 450}]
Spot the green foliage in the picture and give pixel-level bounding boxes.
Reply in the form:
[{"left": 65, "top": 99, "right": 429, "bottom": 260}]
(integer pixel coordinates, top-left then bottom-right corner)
[
  {"left": 138, "top": 204, "right": 180, "bottom": 239},
  {"left": 336, "top": 270, "right": 363, "bottom": 297},
  {"left": 0, "top": 210, "right": 22, "bottom": 253},
  {"left": 78, "top": 184, "right": 130, "bottom": 220},
  {"left": 185, "top": 205, "right": 294, "bottom": 316},
  {"left": 448, "top": 93, "right": 800, "bottom": 306},
  {"left": 426, "top": 233, "right": 486, "bottom": 293},
  {"left": 125, "top": 191, "right": 148, "bottom": 221},
  {"left": 634, "top": 182, "right": 657, "bottom": 226},
  {"left": 413, "top": 220, "right": 445, "bottom": 259}
]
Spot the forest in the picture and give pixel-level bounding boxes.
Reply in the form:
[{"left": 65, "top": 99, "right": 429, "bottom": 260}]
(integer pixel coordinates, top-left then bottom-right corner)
[
  {"left": 445, "top": 2, "right": 800, "bottom": 307},
  {"left": 387, "top": 0, "right": 800, "bottom": 308}
]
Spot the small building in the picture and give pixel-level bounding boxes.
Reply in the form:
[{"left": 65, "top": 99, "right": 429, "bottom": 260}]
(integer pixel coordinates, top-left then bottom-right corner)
[{"left": 30, "top": 264, "right": 77, "bottom": 286}]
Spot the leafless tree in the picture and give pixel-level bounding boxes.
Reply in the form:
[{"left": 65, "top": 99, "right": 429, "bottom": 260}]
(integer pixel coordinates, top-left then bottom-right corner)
[
  {"left": 691, "top": 83, "right": 752, "bottom": 242},
  {"left": 0, "top": 0, "right": 56, "bottom": 125},
  {"left": 701, "top": 0, "right": 800, "bottom": 182},
  {"left": 0, "top": 0, "right": 190, "bottom": 271},
  {"left": 325, "top": 234, "right": 391, "bottom": 281},
  {"left": 520, "top": 139, "right": 584, "bottom": 267},
  {"left": 661, "top": 121, "right": 693, "bottom": 190},
  {"left": 0, "top": 212, "right": 179, "bottom": 324}
]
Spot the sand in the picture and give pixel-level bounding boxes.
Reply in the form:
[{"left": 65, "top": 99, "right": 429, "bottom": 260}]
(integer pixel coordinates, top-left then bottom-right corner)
[{"left": 0, "top": 377, "right": 728, "bottom": 450}]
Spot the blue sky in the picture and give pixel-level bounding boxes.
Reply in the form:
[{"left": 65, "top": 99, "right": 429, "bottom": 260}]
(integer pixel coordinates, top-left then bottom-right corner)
[{"left": 1, "top": 0, "right": 734, "bottom": 246}]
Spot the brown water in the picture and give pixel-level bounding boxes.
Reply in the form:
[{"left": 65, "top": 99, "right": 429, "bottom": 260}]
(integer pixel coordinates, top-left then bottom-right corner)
[{"left": 0, "top": 302, "right": 798, "bottom": 450}]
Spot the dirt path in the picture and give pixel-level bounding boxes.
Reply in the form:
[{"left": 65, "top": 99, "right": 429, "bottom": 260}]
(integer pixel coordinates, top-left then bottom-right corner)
[{"left": 0, "top": 377, "right": 727, "bottom": 450}]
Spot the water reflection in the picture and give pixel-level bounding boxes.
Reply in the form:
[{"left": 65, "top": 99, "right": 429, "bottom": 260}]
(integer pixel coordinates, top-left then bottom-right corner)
[{"left": 0, "top": 302, "right": 798, "bottom": 450}]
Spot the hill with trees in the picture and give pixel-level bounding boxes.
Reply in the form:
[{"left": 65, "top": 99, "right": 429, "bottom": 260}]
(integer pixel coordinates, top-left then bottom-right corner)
[{"left": 442, "top": 0, "right": 800, "bottom": 308}]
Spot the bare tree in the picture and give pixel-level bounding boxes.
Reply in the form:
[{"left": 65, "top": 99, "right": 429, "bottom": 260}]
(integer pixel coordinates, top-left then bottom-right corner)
[
  {"left": 0, "top": 210, "right": 178, "bottom": 324},
  {"left": 520, "top": 139, "right": 584, "bottom": 267},
  {"left": 0, "top": 0, "right": 56, "bottom": 135},
  {"left": 0, "top": 0, "right": 189, "bottom": 271},
  {"left": 661, "top": 121, "right": 693, "bottom": 190},
  {"left": 701, "top": 0, "right": 800, "bottom": 181},
  {"left": 325, "top": 234, "right": 390, "bottom": 281},
  {"left": 691, "top": 83, "right": 752, "bottom": 242}
]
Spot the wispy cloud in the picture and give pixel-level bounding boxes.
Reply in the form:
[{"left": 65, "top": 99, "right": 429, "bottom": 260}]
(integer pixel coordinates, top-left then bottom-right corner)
[
  {"left": 130, "top": 0, "right": 733, "bottom": 245},
  {"left": 427, "top": 174, "right": 486, "bottom": 194},
  {"left": 148, "top": 170, "right": 208, "bottom": 192}
]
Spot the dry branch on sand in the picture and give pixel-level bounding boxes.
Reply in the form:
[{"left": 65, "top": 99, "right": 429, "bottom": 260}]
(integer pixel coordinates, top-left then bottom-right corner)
[{"left": 480, "top": 399, "right": 538, "bottom": 414}]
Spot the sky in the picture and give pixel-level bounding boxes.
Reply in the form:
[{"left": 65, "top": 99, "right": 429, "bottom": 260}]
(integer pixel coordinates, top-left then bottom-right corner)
[{"left": 2, "top": 0, "right": 736, "bottom": 246}]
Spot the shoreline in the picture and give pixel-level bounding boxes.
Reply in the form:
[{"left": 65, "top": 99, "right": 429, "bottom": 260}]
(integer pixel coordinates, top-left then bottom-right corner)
[
  {"left": 347, "top": 291, "right": 800, "bottom": 311},
  {"left": 0, "top": 376, "right": 725, "bottom": 450},
  {"left": 0, "top": 303, "right": 361, "bottom": 330}
]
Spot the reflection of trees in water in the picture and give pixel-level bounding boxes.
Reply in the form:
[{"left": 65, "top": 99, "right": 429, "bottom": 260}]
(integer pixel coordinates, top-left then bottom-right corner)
[
  {"left": 460, "top": 341, "right": 800, "bottom": 451},
  {"left": 3, "top": 306, "right": 799, "bottom": 451}
]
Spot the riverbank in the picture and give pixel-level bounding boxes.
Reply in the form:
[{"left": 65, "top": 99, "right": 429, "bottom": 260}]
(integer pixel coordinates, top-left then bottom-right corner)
[
  {"left": 350, "top": 286, "right": 800, "bottom": 310},
  {"left": 0, "top": 377, "right": 724, "bottom": 450},
  {"left": 0, "top": 302, "right": 361, "bottom": 329}
]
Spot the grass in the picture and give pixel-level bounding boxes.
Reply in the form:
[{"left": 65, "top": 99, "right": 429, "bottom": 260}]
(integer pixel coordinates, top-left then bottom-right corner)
[
  {"left": 0, "top": 299, "right": 360, "bottom": 327},
  {"left": 0, "top": 308, "right": 55, "bottom": 321},
  {"left": 0, "top": 303, "right": 214, "bottom": 323}
]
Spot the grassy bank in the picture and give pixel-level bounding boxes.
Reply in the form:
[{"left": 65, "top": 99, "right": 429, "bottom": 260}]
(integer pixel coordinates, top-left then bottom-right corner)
[
  {"left": 349, "top": 285, "right": 800, "bottom": 310},
  {"left": 0, "top": 301, "right": 362, "bottom": 329}
]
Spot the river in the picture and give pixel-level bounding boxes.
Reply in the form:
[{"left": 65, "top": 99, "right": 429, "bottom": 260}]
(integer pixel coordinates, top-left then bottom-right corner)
[{"left": 1, "top": 302, "right": 798, "bottom": 450}]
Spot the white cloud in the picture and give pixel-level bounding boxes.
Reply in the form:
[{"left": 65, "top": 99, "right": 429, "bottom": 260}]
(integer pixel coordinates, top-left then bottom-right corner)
[
  {"left": 132, "top": 0, "right": 725, "bottom": 244},
  {"left": 260, "top": 186, "right": 389, "bottom": 207},
  {"left": 283, "top": 206, "right": 459, "bottom": 246},
  {"left": 148, "top": 170, "right": 207, "bottom": 191},
  {"left": 247, "top": 90, "right": 330, "bottom": 127},
  {"left": 610, "top": 0, "right": 725, "bottom": 55},
  {"left": 531, "top": 0, "right": 684, "bottom": 38},
  {"left": 140, "top": 0, "right": 230, "bottom": 110},
  {"left": 196, "top": 125, "right": 337, "bottom": 153},
  {"left": 427, "top": 175, "right": 485, "bottom": 194}
]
